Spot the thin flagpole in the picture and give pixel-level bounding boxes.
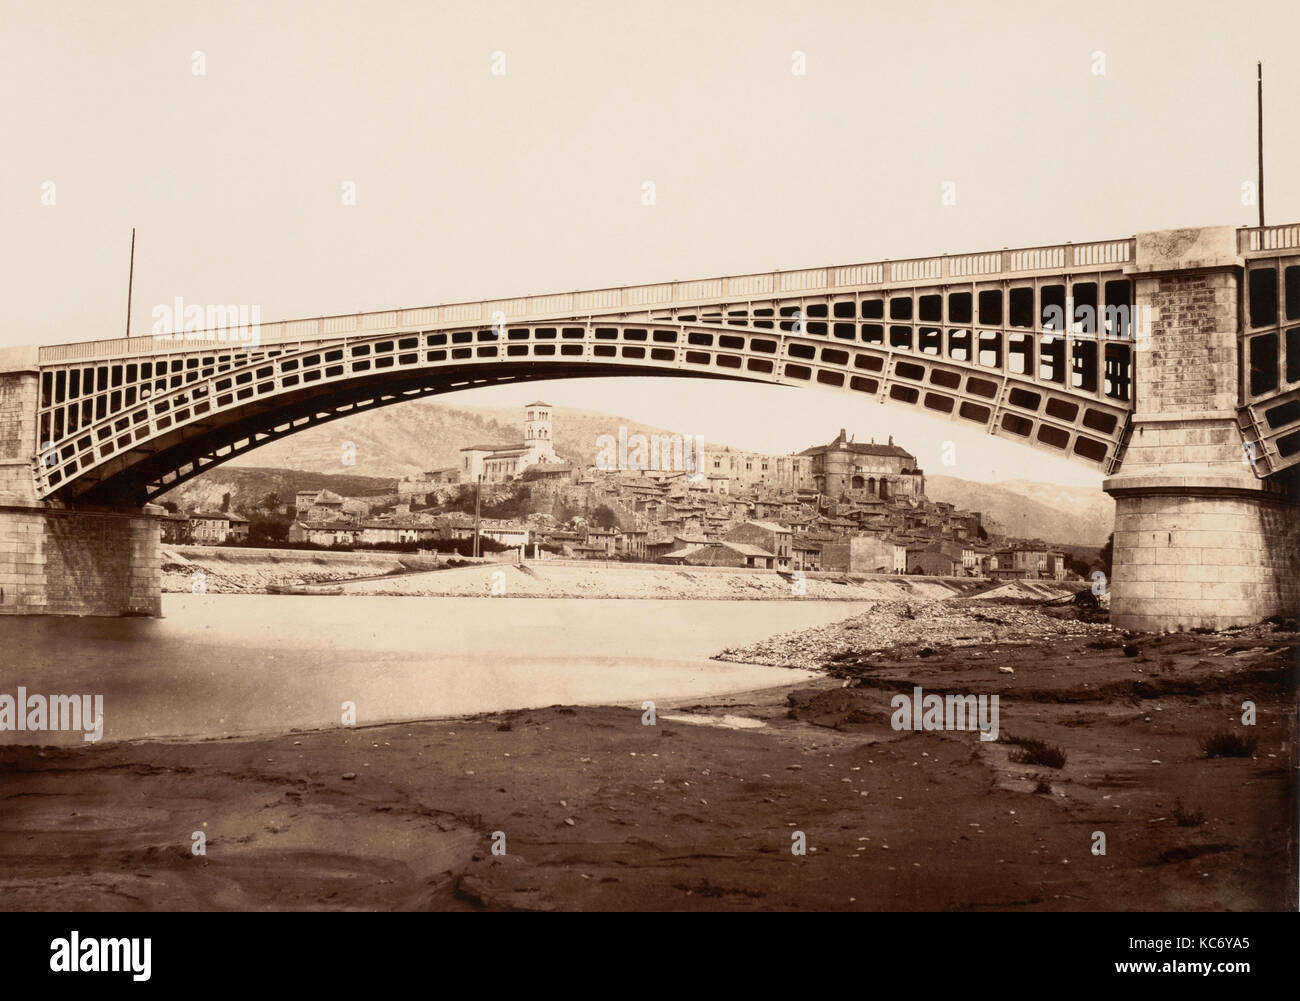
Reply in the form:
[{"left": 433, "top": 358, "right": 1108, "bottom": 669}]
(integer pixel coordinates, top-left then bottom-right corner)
[
  {"left": 125, "top": 227, "right": 136, "bottom": 338},
  {"left": 1257, "top": 62, "right": 1264, "bottom": 228}
]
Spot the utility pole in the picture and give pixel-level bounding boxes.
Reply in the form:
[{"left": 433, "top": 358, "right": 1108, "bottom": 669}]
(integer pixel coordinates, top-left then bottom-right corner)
[
  {"left": 474, "top": 473, "right": 482, "bottom": 558},
  {"left": 1257, "top": 61, "right": 1265, "bottom": 228},
  {"left": 125, "top": 227, "right": 136, "bottom": 338}
]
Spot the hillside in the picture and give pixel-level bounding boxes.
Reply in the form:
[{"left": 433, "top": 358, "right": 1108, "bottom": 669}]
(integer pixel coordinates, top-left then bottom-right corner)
[
  {"left": 159, "top": 399, "right": 1114, "bottom": 547},
  {"left": 222, "top": 400, "right": 684, "bottom": 478},
  {"left": 162, "top": 468, "right": 396, "bottom": 517},
  {"left": 925, "top": 474, "right": 1113, "bottom": 547}
]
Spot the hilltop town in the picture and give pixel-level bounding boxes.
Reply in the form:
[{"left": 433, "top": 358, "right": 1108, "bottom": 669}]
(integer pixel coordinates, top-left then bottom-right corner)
[{"left": 158, "top": 403, "right": 1090, "bottom": 581}]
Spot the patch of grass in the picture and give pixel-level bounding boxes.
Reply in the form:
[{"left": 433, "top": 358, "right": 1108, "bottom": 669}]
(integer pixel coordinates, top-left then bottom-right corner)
[
  {"left": 1032, "top": 775, "right": 1053, "bottom": 795},
  {"left": 1004, "top": 733, "right": 1067, "bottom": 769},
  {"left": 1200, "top": 730, "right": 1258, "bottom": 758},
  {"left": 1173, "top": 799, "right": 1206, "bottom": 827}
]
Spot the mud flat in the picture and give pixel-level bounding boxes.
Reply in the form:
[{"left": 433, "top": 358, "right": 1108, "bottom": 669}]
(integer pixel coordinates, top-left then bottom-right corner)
[{"left": 0, "top": 598, "right": 1292, "bottom": 911}]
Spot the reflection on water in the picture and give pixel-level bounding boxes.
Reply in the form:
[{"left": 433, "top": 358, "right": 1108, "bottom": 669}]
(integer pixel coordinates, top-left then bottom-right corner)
[{"left": 1, "top": 595, "right": 867, "bottom": 744}]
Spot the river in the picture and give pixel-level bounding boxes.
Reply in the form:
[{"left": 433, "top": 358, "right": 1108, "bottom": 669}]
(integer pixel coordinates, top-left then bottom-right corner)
[{"left": 0, "top": 595, "right": 868, "bottom": 744}]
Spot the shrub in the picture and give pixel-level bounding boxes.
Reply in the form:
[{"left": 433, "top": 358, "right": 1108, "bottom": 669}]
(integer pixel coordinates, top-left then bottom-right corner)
[
  {"left": 1005, "top": 734, "right": 1067, "bottom": 769},
  {"left": 1200, "top": 730, "right": 1258, "bottom": 758}
]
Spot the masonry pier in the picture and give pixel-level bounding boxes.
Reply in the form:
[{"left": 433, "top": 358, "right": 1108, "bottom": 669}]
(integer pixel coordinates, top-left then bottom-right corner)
[
  {"left": 1, "top": 348, "right": 160, "bottom": 616},
  {"left": 1103, "top": 226, "right": 1300, "bottom": 630}
]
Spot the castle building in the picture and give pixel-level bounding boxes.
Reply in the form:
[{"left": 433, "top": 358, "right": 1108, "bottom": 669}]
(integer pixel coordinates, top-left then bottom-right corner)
[
  {"left": 799, "top": 429, "right": 924, "bottom": 500},
  {"left": 695, "top": 447, "right": 808, "bottom": 492}
]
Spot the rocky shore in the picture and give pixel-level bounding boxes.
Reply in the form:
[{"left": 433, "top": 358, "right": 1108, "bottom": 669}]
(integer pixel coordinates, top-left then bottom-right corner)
[{"left": 715, "top": 596, "right": 1113, "bottom": 670}]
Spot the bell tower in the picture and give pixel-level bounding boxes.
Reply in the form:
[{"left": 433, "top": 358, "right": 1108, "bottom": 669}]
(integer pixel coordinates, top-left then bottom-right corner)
[
  {"left": 523, "top": 401, "right": 559, "bottom": 465},
  {"left": 525, "top": 401, "right": 552, "bottom": 444}
]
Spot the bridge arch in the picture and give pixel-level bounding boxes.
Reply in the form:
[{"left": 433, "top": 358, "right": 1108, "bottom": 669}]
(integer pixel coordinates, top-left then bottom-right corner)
[
  {"left": 34, "top": 316, "right": 1134, "bottom": 505},
  {"left": 10, "top": 222, "right": 1300, "bottom": 629}
]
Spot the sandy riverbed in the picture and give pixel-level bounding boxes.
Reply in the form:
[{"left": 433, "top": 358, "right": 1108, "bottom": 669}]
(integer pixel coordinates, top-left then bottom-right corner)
[{"left": 1, "top": 600, "right": 1292, "bottom": 911}]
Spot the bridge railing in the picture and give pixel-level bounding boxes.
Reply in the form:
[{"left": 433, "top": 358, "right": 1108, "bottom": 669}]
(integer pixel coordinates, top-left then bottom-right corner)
[
  {"left": 37, "top": 235, "right": 1141, "bottom": 364},
  {"left": 1239, "top": 223, "right": 1300, "bottom": 253}
]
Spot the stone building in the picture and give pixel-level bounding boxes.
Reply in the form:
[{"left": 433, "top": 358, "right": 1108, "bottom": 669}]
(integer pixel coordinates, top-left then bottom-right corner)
[
  {"left": 396, "top": 467, "right": 460, "bottom": 501},
  {"left": 799, "top": 429, "right": 924, "bottom": 500},
  {"left": 159, "top": 511, "right": 192, "bottom": 544},
  {"left": 683, "top": 541, "right": 775, "bottom": 569},
  {"left": 820, "top": 534, "right": 896, "bottom": 574},
  {"left": 905, "top": 540, "right": 964, "bottom": 576},
  {"left": 725, "top": 520, "right": 793, "bottom": 571},
  {"left": 188, "top": 510, "right": 236, "bottom": 545},
  {"left": 696, "top": 447, "right": 810, "bottom": 492},
  {"left": 294, "top": 489, "right": 346, "bottom": 520},
  {"left": 460, "top": 402, "right": 564, "bottom": 483}
]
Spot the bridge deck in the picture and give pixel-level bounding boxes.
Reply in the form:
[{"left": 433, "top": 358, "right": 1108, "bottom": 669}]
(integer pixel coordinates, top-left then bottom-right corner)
[{"left": 22, "top": 223, "right": 1300, "bottom": 501}]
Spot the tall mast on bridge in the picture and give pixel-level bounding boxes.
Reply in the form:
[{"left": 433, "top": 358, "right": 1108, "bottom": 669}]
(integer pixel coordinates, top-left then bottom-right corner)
[
  {"left": 1257, "top": 61, "right": 1265, "bottom": 228},
  {"left": 123, "top": 224, "right": 135, "bottom": 335}
]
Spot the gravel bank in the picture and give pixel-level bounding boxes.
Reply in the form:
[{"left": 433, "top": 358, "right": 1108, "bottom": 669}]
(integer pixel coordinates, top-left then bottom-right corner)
[{"left": 715, "top": 597, "right": 1113, "bottom": 670}]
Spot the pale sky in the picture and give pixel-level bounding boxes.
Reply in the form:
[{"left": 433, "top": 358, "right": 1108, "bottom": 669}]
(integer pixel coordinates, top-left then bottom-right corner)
[{"left": 3, "top": 0, "right": 1296, "bottom": 485}]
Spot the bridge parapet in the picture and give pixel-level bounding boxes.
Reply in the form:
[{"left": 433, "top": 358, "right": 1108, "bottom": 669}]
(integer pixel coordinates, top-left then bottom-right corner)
[{"left": 36, "top": 234, "right": 1139, "bottom": 364}]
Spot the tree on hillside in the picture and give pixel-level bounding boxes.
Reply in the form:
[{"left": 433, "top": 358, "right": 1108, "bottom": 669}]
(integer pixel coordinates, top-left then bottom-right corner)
[
  {"left": 482, "top": 485, "right": 531, "bottom": 520},
  {"left": 220, "top": 491, "right": 231, "bottom": 513},
  {"left": 1064, "top": 552, "right": 1093, "bottom": 578},
  {"left": 248, "top": 515, "right": 290, "bottom": 547},
  {"left": 445, "top": 484, "right": 477, "bottom": 514},
  {"left": 590, "top": 503, "right": 618, "bottom": 530},
  {"left": 160, "top": 500, "right": 179, "bottom": 513},
  {"left": 1098, "top": 533, "right": 1113, "bottom": 577},
  {"left": 260, "top": 491, "right": 281, "bottom": 512}
]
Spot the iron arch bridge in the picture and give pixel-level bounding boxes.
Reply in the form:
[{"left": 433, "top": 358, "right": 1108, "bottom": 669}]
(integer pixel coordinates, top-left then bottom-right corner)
[{"left": 30, "top": 226, "right": 1300, "bottom": 506}]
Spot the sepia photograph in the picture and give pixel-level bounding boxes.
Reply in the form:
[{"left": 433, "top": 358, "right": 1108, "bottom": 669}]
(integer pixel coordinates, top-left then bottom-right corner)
[{"left": 0, "top": 0, "right": 1295, "bottom": 982}]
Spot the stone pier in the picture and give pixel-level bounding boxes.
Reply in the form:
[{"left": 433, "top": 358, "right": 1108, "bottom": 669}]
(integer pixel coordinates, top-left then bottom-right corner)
[
  {"left": 1103, "top": 226, "right": 1300, "bottom": 631},
  {"left": 0, "top": 347, "right": 161, "bottom": 616}
]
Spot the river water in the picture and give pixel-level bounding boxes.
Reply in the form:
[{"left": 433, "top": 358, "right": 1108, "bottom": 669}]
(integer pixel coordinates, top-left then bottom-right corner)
[{"left": 0, "top": 595, "right": 868, "bottom": 744}]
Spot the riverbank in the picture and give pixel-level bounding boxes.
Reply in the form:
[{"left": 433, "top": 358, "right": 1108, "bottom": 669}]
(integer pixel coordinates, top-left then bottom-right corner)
[
  {"left": 160, "top": 545, "right": 442, "bottom": 594},
  {"left": 1, "top": 600, "right": 1292, "bottom": 911},
  {"left": 162, "top": 545, "right": 1075, "bottom": 602}
]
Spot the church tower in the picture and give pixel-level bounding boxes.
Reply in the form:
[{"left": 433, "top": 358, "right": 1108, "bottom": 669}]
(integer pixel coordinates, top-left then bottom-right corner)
[
  {"left": 523, "top": 401, "right": 559, "bottom": 465},
  {"left": 525, "top": 402, "right": 552, "bottom": 444}
]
